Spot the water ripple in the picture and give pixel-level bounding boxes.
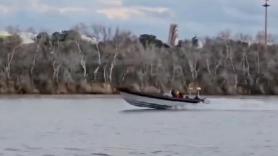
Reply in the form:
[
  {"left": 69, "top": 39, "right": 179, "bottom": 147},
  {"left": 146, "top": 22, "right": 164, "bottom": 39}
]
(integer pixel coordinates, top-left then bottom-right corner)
[{"left": 91, "top": 153, "right": 111, "bottom": 156}]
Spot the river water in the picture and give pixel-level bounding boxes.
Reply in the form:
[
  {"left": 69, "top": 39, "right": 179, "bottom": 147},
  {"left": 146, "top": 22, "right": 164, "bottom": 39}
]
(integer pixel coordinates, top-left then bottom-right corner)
[{"left": 0, "top": 96, "right": 278, "bottom": 156}]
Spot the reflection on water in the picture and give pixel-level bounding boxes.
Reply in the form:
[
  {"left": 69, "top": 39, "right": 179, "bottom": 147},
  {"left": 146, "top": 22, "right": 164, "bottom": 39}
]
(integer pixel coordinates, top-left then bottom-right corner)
[
  {"left": 121, "top": 109, "right": 185, "bottom": 113},
  {"left": 0, "top": 96, "right": 278, "bottom": 156},
  {"left": 121, "top": 108, "right": 278, "bottom": 114}
]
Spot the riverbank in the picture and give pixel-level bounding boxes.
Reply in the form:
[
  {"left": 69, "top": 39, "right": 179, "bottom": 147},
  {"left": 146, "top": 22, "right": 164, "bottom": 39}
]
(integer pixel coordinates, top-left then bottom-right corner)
[
  {"left": 0, "top": 94, "right": 120, "bottom": 100},
  {"left": 0, "top": 94, "right": 277, "bottom": 99},
  {"left": 0, "top": 81, "right": 117, "bottom": 94},
  {"left": 1, "top": 80, "right": 277, "bottom": 96}
]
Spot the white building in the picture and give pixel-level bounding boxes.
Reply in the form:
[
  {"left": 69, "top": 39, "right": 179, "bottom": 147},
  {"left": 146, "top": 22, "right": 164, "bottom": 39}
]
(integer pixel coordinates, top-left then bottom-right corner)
[
  {"left": 168, "top": 24, "right": 179, "bottom": 47},
  {"left": 0, "top": 31, "right": 11, "bottom": 38}
]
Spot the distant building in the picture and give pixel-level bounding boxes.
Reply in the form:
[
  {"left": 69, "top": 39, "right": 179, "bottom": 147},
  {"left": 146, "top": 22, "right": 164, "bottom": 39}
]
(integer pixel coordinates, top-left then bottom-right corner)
[
  {"left": 0, "top": 31, "right": 11, "bottom": 39},
  {"left": 168, "top": 24, "right": 179, "bottom": 47},
  {"left": 191, "top": 35, "right": 204, "bottom": 49},
  {"left": 192, "top": 36, "right": 199, "bottom": 47},
  {"left": 0, "top": 31, "right": 35, "bottom": 44},
  {"left": 81, "top": 34, "right": 98, "bottom": 45},
  {"left": 19, "top": 32, "right": 36, "bottom": 44},
  {"left": 177, "top": 39, "right": 190, "bottom": 48}
]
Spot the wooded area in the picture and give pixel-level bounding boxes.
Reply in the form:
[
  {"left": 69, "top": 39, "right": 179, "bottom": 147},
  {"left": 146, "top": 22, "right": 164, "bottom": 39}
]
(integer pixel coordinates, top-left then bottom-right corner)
[{"left": 0, "top": 26, "right": 277, "bottom": 95}]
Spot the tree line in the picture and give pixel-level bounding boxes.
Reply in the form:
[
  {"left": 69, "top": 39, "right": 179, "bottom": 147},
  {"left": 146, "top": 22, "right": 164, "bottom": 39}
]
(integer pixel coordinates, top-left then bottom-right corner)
[{"left": 0, "top": 25, "right": 277, "bottom": 95}]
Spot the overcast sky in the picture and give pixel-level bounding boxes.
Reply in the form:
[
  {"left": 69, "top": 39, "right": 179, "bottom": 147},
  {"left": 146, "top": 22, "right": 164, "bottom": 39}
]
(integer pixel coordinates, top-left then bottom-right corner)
[{"left": 0, "top": 0, "right": 277, "bottom": 41}]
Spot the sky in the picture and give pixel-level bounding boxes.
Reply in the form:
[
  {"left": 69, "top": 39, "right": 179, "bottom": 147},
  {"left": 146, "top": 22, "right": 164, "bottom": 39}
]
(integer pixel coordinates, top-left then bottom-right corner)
[{"left": 0, "top": 0, "right": 277, "bottom": 41}]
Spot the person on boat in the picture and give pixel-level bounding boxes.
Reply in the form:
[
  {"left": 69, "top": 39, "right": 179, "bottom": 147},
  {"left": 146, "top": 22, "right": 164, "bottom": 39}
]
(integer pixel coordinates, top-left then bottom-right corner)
[
  {"left": 171, "top": 89, "right": 177, "bottom": 98},
  {"left": 171, "top": 89, "right": 185, "bottom": 99},
  {"left": 176, "top": 91, "right": 184, "bottom": 98},
  {"left": 194, "top": 95, "right": 201, "bottom": 100}
]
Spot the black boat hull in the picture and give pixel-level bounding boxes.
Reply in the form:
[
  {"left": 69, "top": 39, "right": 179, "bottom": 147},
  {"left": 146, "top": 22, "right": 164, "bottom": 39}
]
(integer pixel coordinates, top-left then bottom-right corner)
[{"left": 119, "top": 89, "right": 204, "bottom": 109}]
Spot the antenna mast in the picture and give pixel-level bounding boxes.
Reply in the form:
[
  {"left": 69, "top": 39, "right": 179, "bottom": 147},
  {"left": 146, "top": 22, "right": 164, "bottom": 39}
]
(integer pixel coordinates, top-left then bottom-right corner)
[{"left": 263, "top": 0, "right": 270, "bottom": 50}]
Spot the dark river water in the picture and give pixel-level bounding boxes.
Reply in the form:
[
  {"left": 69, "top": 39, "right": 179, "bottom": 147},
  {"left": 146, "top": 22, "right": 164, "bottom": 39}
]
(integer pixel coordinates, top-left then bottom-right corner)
[{"left": 0, "top": 96, "right": 278, "bottom": 156}]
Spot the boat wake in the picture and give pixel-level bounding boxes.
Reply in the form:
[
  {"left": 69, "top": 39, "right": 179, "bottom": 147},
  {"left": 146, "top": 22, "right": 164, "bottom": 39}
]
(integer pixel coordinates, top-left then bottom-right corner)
[{"left": 172, "top": 97, "right": 278, "bottom": 112}]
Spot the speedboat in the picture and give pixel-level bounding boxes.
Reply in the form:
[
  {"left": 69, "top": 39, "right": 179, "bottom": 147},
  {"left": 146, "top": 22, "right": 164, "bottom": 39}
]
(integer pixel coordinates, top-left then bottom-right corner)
[{"left": 119, "top": 88, "right": 206, "bottom": 109}]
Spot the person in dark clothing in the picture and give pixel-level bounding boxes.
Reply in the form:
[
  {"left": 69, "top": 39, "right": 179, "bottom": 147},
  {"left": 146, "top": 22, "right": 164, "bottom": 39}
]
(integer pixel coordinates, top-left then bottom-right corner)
[
  {"left": 177, "top": 91, "right": 184, "bottom": 98},
  {"left": 194, "top": 95, "right": 200, "bottom": 100},
  {"left": 171, "top": 89, "right": 177, "bottom": 98}
]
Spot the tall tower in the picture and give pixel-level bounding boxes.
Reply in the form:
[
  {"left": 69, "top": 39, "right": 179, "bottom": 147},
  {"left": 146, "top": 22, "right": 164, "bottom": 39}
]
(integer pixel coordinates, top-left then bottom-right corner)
[
  {"left": 263, "top": 0, "right": 270, "bottom": 50},
  {"left": 168, "top": 24, "right": 179, "bottom": 47}
]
